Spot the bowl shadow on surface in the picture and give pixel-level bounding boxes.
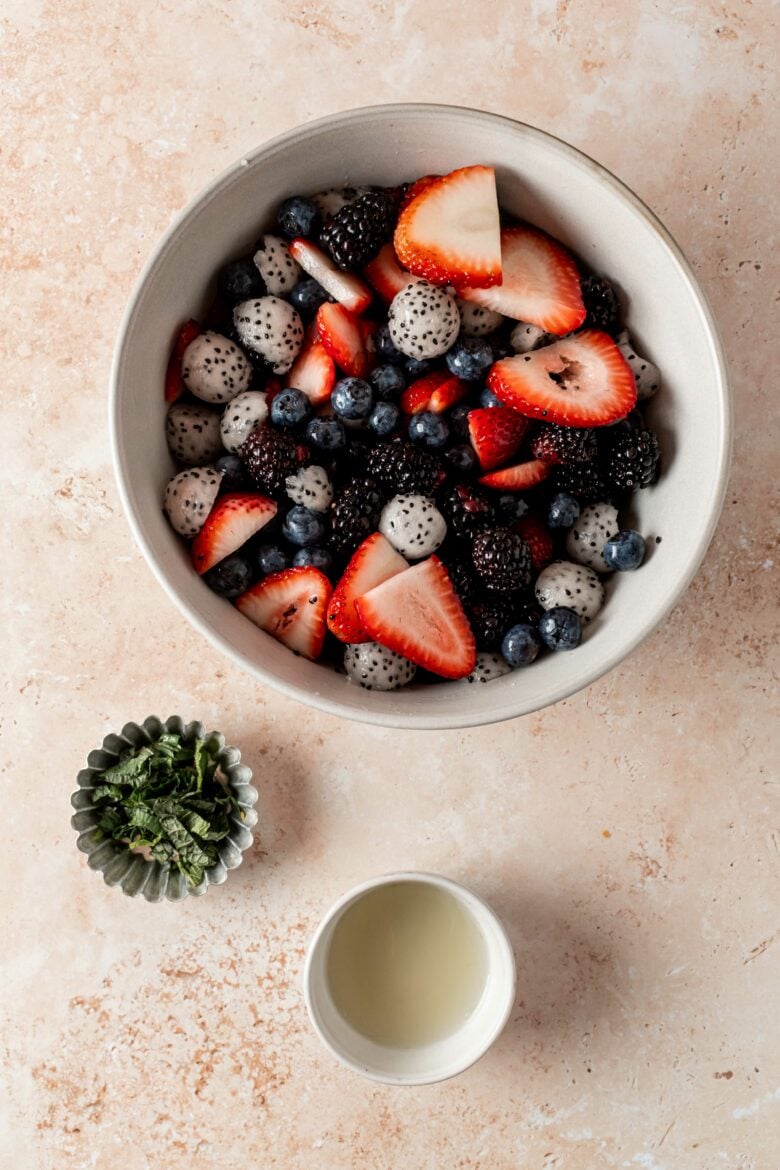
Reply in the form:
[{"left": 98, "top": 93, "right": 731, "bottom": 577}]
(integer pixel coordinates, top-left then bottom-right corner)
[{"left": 484, "top": 882, "right": 633, "bottom": 1060}]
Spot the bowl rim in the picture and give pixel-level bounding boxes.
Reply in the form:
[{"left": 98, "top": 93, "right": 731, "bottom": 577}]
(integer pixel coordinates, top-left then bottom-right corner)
[
  {"left": 109, "top": 102, "right": 732, "bottom": 730},
  {"left": 302, "top": 870, "right": 517, "bottom": 1085}
]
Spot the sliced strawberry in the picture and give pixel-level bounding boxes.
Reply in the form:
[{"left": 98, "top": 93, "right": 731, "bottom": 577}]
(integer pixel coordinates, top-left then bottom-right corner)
[
  {"left": 355, "top": 557, "right": 476, "bottom": 679},
  {"left": 467, "top": 407, "right": 530, "bottom": 471},
  {"left": 515, "top": 514, "right": 554, "bottom": 571},
  {"left": 165, "top": 319, "right": 201, "bottom": 402},
  {"left": 357, "top": 316, "right": 379, "bottom": 374},
  {"left": 192, "top": 493, "right": 277, "bottom": 574},
  {"left": 288, "top": 326, "right": 336, "bottom": 405},
  {"left": 289, "top": 238, "right": 373, "bottom": 315},
  {"left": 488, "top": 329, "right": 636, "bottom": 427},
  {"left": 363, "top": 243, "right": 421, "bottom": 303},
  {"left": 236, "top": 567, "right": 331, "bottom": 660},
  {"left": 327, "top": 532, "right": 408, "bottom": 643},
  {"left": 399, "top": 174, "right": 441, "bottom": 213},
  {"left": 479, "top": 458, "right": 551, "bottom": 491},
  {"left": 316, "top": 302, "right": 369, "bottom": 379},
  {"left": 400, "top": 370, "right": 467, "bottom": 415},
  {"left": 394, "top": 165, "right": 502, "bottom": 289},
  {"left": 458, "top": 226, "right": 585, "bottom": 334}
]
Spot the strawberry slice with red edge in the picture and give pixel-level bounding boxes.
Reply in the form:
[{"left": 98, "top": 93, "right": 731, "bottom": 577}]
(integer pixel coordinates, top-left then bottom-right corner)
[
  {"left": 236, "top": 567, "right": 331, "bottom": 661},
  {"left": 467, "top": 407, "right": 530, "bottom": 471},
  {"left": 399, "top": 174, "right": 441, "bottom": 213},
  {"left": 488, "top": 329, "right": 637, "bottom": 427},
  {"left": 192, "top": 493, "right": 277, "bottom": 575},
  {"left": 289, "top": 237, "right": 373, "bottom": 315},
  {"left": 479, "top": 458, "right": 551, "bottom": 491},
  {"left": 288, "top": 326, "right": 336, "bottom": 405},
  {"left": 458, "top": 226, "right": 586, "bottom": 334},
  {"left": 327, "top": 532, "right": 409, "bottom": 643},
  {"left": 394, "top": 165, "right": 502, "bottom": 289},
  {"left": 355, "top": 556, "right": 476, "bottom": 679},
  {"left": 316, "top": 302, "right": 369, "bottom": 378},
  {"left": 401, "top": 370, "right": 468, "bottom": 415},
  {"left": 515, "top": 514, "right": 554, "bottom": 572},
  {"left": 165, "top": 319, "right": 201, "bottom": 402},
  {"left": 363, "top": 243, "right": 421, "bottom": 303}
]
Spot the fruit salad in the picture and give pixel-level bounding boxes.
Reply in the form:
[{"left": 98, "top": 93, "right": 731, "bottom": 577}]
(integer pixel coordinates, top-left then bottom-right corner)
[{"left": 161, "top": 166, "right": 662, "bottom": 691}]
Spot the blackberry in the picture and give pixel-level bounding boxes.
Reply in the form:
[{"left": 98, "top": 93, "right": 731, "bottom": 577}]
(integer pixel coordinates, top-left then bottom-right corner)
[
  {"left": 471, "top": 528, "right": 532, "bottom": 593},
  {"left": 438, "top": 552, "right": 479, "bottom": 607},
  {"left": 241, "top": 425, "right": 300, "bottom": 496},
  {"left": 438, "top": 482, "right": 496, "bottom": 542},
  {"left": 552, "top": 460, "right": 610, "bottom": 504},
  {"left": 467, "top": 596, "right": 514, "bottom": 650},
  {"left": 320, "top": 191, "right": 392, "bottom": 270},
  {"left": 604, "top": 426, "right": 660, "bottom": 492},
  {"left": 329, "top": 478, "right": 384, "bottom": 554},
  {"left": 364, "top": 439, "right": 442, "bottom": 495},
  {"left": 581, "top": 274, "right": 621, "bottom": 335},
  {"left": 531, "top": 423, "right": 596, "bottom": 465}
]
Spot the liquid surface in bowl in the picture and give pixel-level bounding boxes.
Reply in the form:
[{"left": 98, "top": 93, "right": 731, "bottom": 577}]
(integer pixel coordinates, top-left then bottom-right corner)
[{"left": 325, "top": 881, "right": 488, "bottom": 1048}]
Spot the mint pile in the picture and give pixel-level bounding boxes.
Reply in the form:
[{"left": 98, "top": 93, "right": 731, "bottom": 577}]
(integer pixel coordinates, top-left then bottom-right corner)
[{"left": 91, "top": 733, "right": 242, "bottom": 887}]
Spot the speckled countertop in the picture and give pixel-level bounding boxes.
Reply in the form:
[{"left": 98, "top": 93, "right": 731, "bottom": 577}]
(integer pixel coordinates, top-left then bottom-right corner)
[{"left": 2, "top": 2, "right": 778, "bottom": 1167}]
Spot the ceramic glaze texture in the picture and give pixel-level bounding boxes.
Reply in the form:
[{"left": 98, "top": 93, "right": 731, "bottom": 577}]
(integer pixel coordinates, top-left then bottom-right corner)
[{"left": 2, "top": 3, "right": 778, "bottom": 1170}]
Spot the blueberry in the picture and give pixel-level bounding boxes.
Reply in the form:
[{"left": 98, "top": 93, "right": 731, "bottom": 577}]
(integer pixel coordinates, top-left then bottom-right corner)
[
  {"left": 408, "top": 411, "right": 449, "bottom": 450},
  {"left": 602, "top": 529, "right": 646, "bottom": 571},
  {"left": 479, "top": 386, "right": 503, "bottom": 408},
  {"left": 404, "top": 356, "right": 435, "bottom": 379},
  {"left": 270, "top": 387, "right": 312, "bottom": 430},
  {"left": 293, "top": 546, "right": 333, "bottom": 572},
  {"left": 306, "top": 416, "right": 347, "bottom": 451},
  {"left": 547, "top": 492, "right": 581, "bottom": 529},
  {"left": 496, "top": 493, "right": 529, "bottom": 523},
  {"left": 374, "top": 324, "right": 405, "bottom": 364},
  {"left": 449, "top": 402, "right": 472, "bottom": 441},
  {"left": 538, "top": 606, "right": 582, "bottom": 651},
  {"left": 370, "top": 363, "right": 406, "bottom": 401},
  {"left": 446, "top": 337, "right": 494, "bottom": 382},
  {"left": 331, "top": 377, "right": 374, "bottom": 422},
  {"left": 256, "top": 544, "right": 289, "bottom": 576},
  {"left": 282, "top": 505, "right": 326, "bottom": 547},
  {"left": 501, "top": 623, "right": 543, "bottom": 667},
  {"left": 203, "top": 554, "right": 252, "bottom": 598},
  {"left": 215, "top": 453, "right": 249, "bottom": 492},
  {"left": 289, "top": 277, "right": 331, "bottom": 319},
  {"left": 446, "top": 444, "right": 478, "bottom": 473},
  {"left": 369, "top": 401, "right": 401, "bottom": 437},
  {"left": 217, "top": 257, "right": 265, "bottom": 304},
  {"left": 277, "top": 196, "right": 322, "bottom": 240}
]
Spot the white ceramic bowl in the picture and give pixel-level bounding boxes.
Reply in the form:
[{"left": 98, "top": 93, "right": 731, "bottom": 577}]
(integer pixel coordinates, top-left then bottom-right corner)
[
  {"left": 303, "top": 872, "right": 516, "bottom": 1085},
  {"left": 110, "top": 103, "right": 730, "bottom": 729}
]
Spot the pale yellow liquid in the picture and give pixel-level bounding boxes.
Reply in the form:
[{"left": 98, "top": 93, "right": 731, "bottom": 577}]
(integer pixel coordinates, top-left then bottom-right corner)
[{"left": 326, "top": 882, "right": 488, "bottom": 1048}]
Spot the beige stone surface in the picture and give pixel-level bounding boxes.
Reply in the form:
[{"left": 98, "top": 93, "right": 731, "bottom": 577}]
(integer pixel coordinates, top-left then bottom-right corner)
[{"left": 2, "top": 1, "right": 778, "bottom": 1167}]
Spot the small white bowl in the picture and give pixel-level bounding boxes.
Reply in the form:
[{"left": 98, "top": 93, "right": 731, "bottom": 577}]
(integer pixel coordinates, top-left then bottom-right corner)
[
  {"left": 303, "top": 872, "right": 516, "bottom": 1085},
  {"left": 110, "top": 103, "right": 731, "bottom": 729}
]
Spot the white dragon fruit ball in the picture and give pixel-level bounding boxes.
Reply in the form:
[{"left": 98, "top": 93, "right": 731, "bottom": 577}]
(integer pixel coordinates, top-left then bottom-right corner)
[
  {"left": 535, "top": 560, "right": 605, "bottom": 624},
  {"left": 285, "top": 465, "right": 334, "bottom": 513},
  {"left": 163, "top": 465, "right": 223, "bottom": 538},
  {"left": 565, "top": 502, "right": 620, "bottom": 573},
  {"left": 344, "top": 642, "right": 417, "bottom": 691},
  {"left": 457, "top": 300, "right": 504, "bottom": 337},
  {"left": 253, "top": 234, "right": 301, "bottom": 296},
  {"left": 220, "top": 390, "right": 268, "bottom": 453},
  {"left": 467, "top": 652, "right": 513, "bottom": 684},
  {"left": 232, "top": 296, "right": 304, "bottom": 374},
  {"left": 379, "top": 493, "right": 447, "bottom": 559},
  {"left": 181, "top": 331, "right": 252, "bottom": 404},
  {"left": 616, "top": 331, "right": 661, "bottom": 400},
  {"left": 387, "top": 281, "right": 461, "bottom": 359},
  {"left": 509, "top": 321, "right": 555, "bottom": 353},
  {"left": 166, "top": 403, "right": 224, "bottom": 465}
]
